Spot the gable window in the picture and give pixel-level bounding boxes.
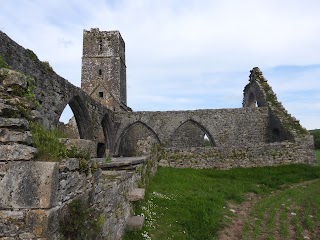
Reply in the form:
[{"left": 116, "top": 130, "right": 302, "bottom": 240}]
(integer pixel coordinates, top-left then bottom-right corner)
[{"left": 99, "top": 92, "right": 103, "bottom": 98}]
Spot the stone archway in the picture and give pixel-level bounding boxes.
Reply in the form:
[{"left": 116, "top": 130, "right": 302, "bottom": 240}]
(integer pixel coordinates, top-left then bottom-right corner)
[
  {"left": 248, "top": 92, "right": 258, "bottom": 107},
  {"left": 115, "top": 121, "right": 160, "bottom": 157},
  {"left": 56, "top": 95, "right": 93, "bottom": 140},
  {"left": 169, "top": 119, "right": 215, "bottom": 148},
  {"left": 97, "top": 113, "right": 113, "bottom": 157}
]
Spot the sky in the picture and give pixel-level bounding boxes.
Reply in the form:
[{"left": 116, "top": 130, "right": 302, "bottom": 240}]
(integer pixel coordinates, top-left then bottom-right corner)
[{"left": 1, "top": 0, "right": 320, "bottom": 129}]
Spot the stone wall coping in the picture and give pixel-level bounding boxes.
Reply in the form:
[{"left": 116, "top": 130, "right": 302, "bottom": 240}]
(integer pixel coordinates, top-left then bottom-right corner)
[{"left": 95, "top": 156, "right": 148, "bottom": 169}]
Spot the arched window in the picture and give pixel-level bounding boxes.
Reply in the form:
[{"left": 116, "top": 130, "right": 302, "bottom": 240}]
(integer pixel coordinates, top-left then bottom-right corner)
[
  {"left": 116, "top": 121, "right": 160, "bottom": 157},
  {"left": 248, "top": 92, "right": 258, "bottom": 107},
  {"left": 170, "top": 120, "right": 215, "bottom": 148}
]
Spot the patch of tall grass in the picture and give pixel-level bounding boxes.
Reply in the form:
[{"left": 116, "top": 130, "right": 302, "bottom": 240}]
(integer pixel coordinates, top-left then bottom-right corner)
[{"left": 30, "top": 122, "right": 90, "bottom": 161}]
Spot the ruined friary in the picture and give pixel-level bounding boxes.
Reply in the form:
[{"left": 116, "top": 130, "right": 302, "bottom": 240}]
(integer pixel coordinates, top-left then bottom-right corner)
[{"left": 0, "top": 28, "right": 316, "bottom": 239}]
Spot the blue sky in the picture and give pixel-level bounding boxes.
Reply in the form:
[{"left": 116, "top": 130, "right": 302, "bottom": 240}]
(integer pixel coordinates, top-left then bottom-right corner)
[{"left": 1, "top": 0, "right": 320, "bottom": 129}]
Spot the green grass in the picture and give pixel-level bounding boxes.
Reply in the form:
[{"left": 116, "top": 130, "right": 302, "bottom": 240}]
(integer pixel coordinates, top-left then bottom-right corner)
[
  {"left": 316, "top": 149, "right": 320, "bottom": 165},
  {"left": 123, "top": 164, "right": 320, "bottom": 240},
  {"left": 242, "top": 179, "right": 320, "bottom": 239}
]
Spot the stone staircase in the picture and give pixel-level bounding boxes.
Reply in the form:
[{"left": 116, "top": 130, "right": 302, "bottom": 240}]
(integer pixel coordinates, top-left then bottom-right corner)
[
  {"left": 94, "top": 156, "right": 147, "bottom": 232},
  {"left": 127, "top": 188, "right": 145, "bottom": 230}
]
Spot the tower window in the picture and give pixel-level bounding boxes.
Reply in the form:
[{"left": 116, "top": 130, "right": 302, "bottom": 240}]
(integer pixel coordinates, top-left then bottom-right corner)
[
  {"left": 99, "top": 92, "right": 104, "bottom": 98},
  {"left": 99, "top": 69, "right": 102, "bottom": 75},
  {"left": 99, "top": 39, "right": 103, "bottom": 51}
]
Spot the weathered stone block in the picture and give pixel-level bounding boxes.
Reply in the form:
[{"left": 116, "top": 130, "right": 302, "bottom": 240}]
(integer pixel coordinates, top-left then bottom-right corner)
[
  {"left": 127, "top": 216, "right": 144, "bottom": 231},
  {"left": 0, "top": 210, "right": 25, "bottom": 237},
  {"left": 0, "top": 161, "right": 59, "bottom": 209},
  {"left": 59, "top": 158, "right": 79, "bottom": 172},
  {"left": 18, "top": 232, "right": 36, "bottom": 239},
  {"left": 0, "top": 101, "right": 19, "bottom": 118},
  {"left": 59, "top": 138, "right": 96, "bottom": 158},
  {"left": 128, "top": 188, "right": 145, "bottom": 202},
  {"left": 26, "top": 207, "right": 60, "bottom": 238},
  {"left": 0, "top": 118, "right": 29, "bottom": 129},
  {"left": 0, "top": 143, "right": 37, "bottom": 161},
  {"left": 0, "top": 129, "right": 31, "bottom": 144},
  {"left": 0, "top": 69, "right": 27, "bottom": 89}
]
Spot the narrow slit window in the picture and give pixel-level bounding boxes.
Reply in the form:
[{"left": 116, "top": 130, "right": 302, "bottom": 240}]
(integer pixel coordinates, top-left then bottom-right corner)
[
  {"left": 99, "top": 69, "right": 102, "bottom": 75},
  {"left": 99, "top": 44, "right": 102, "bottom": 51},
  {"left": 99, "top": 92, "right": 103, "bottom": 98}
]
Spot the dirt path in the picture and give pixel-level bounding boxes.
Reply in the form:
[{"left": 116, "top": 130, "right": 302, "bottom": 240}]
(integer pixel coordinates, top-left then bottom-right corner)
[{"left": 218, "top": 193, "right": 260, "bottom": 240}]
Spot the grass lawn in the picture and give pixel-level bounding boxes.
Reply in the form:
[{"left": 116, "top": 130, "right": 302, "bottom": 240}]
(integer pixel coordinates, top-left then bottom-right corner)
[
  {"left": 242, "top": 179, "right": 320, "bottom": 239},
  {"left": 123, "top": 164, "right": 320, "bottom": 240},
  {"left": 316, "top": 149, "right": 320, "bottom": 165}
]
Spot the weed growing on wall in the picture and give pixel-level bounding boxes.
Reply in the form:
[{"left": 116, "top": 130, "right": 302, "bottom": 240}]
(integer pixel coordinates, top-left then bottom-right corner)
[
  {"left": 25, "top": 49, "right": 39, "bottom": 61},
  {"left": 30, "top": 121, "right": 68, "bottom": 161},
  {"left": 42, "top": 61, "right": 54, "bottom": 73},
  {"left": 30, "top": 122, "right": 91, "bottom": 162},
  {"left": 59, "top": 199, "right": 104, "bottom": 240}
]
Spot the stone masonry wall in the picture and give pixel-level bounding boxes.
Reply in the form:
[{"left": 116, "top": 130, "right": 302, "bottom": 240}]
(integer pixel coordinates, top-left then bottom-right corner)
[
  {"left": 0, "top": 30, "right": 114, "bottom": 144},
  {"left": 0, "top": 155, "right": 156, "bottom": 240},
  {"left": 160, "top": 134, "right": 316, "bottom": 169},
  {"left": 114, "top": 107, "right": 270, "bottom": 154}
]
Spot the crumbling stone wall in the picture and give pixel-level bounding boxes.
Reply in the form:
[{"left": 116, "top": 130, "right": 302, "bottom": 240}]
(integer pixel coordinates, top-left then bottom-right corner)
[
  {"left": 114, "top": 107, "right": 270, "bottom": 155},
  {"left": 159, "top": 135, "right": 315, "bottom": 169},
  {"left": 0, "top": 31, "right": 115, "bottom": 147},
  {"left": 0, "top": 29, "right": 317, "bottom": 240}
]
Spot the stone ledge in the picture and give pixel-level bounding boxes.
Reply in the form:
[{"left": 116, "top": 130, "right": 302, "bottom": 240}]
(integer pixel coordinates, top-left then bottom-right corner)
[
  {"left": 96, "top": 156, "right": 147, "bottom": 170},
  {"left": 0, "top": 143, "right": 37, "bottom": 161}
]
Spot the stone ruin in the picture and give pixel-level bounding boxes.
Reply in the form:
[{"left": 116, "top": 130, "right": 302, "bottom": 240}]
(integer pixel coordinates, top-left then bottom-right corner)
[{"left": 0, "top": 28, "right": 316, "bottom": 239}]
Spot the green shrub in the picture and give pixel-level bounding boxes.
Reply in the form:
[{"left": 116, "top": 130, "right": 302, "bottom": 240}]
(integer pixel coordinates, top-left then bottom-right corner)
[
  {"left": 30, "top": 121, "right": 68, "bottom": 161},
  {"left": 59, "top": 199, "right": 104, "bottom": 240},
  {"left": 30, "top": 122, "right": 92, "bottom": 162}
]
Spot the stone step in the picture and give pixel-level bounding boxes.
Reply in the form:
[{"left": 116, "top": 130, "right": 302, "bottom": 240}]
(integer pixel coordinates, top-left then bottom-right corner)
[
  {"left": 127, "top": 216, "right": 145, "bottom": 231},
  {"left": 128, "top": 188, "right": 145, "bottom": 202}
]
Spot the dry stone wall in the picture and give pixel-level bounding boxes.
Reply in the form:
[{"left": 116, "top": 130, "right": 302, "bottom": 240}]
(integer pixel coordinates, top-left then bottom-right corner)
[
  {"left": 0, "top": 156, "right": 157, "bottom": 239},
  {"left": 160, "top": 135, "right": 315, "bottom": 169}
]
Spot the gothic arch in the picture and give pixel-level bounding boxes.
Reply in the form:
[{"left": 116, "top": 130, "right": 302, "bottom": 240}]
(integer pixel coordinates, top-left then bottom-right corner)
[
  {"left": 97, "top": 113, "right": 113, "bottom": 157},
  {"left": 169, "top": 119, "right": 215, "bottom": 148},
  {"left": 248, "top": 92, "right": 258, "bottom": 107},
  {"left": 56, "top": 95, "right": 93, "bottom": 140},
  {"left": 243, "top": 82, "right": 267, "bottom": 107},
  {"left": 115, "top": 121, "right": 160, "bottom": 156}
]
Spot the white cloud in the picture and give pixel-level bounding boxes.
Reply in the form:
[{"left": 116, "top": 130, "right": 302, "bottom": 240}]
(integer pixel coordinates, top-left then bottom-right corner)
[{"left": 1, "top": 0, "right": 320, "bottom": 128}]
